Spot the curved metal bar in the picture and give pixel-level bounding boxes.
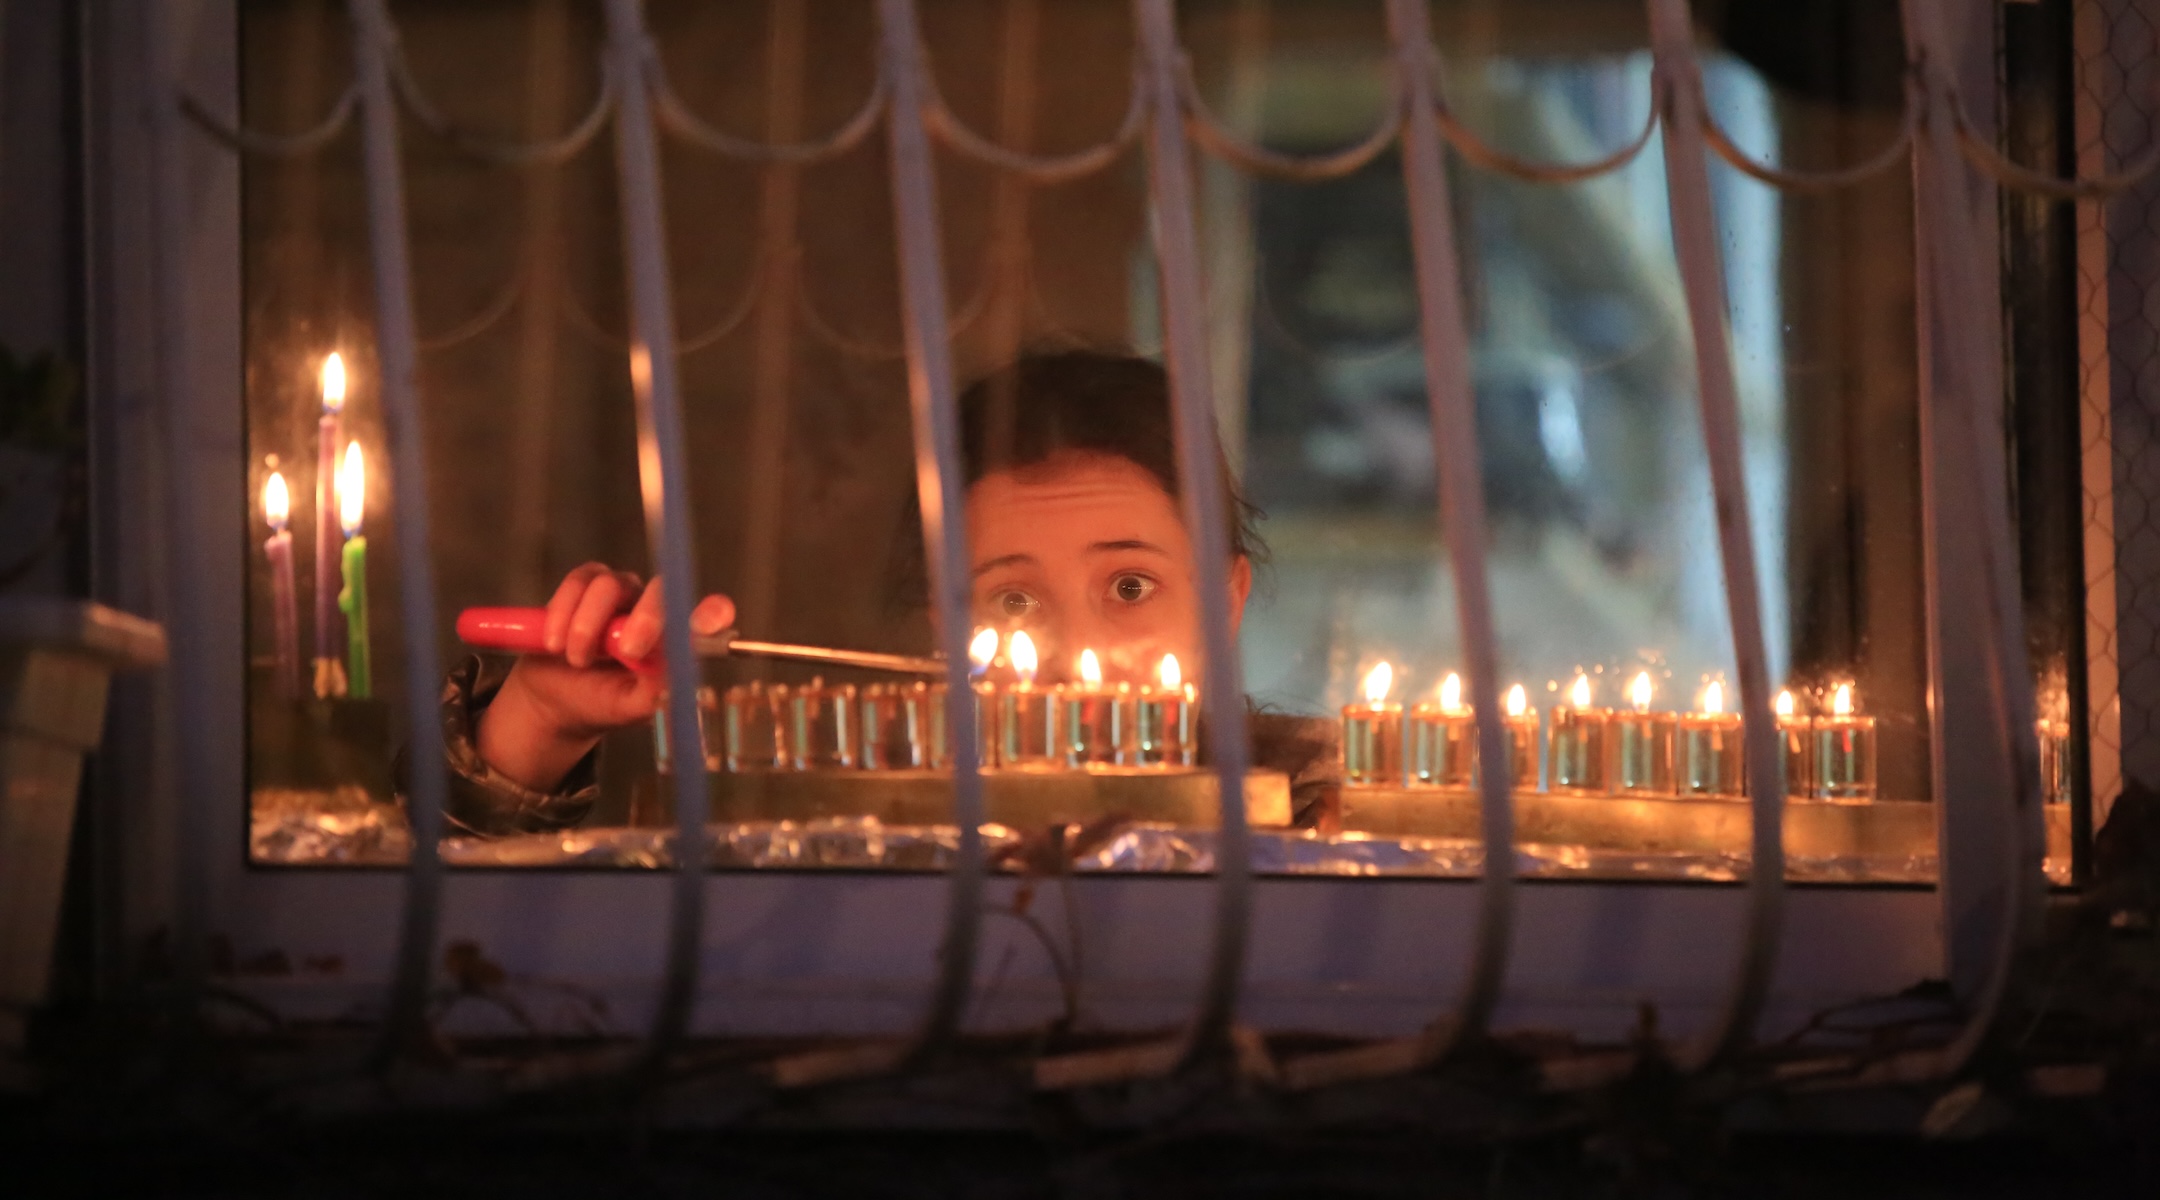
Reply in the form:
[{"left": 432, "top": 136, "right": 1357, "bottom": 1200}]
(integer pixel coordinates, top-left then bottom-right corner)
[
  {"left": 1895, "top": 0, "right": 2047, "bottom": 1081},
  {"left": 415, "top": 270, "right": 527, "bottom": 351},
  {"left": 598, "top": 0, "right": 716, "bottom": 1082},
  {"left": 1701, "top": 90, "right": 1917, "bottom": 194},
  {"left": 1279, "top": 0, "right": 1519, "bottom": 1092},
  {"left": 877, "top": 0, "right": 988, "bottom": 1071},
  {"left": 1951, "top": 109, "right": 2160, "bottom": 200},
  {"left": 388, "top": 41, "right": 616, "bottom": 169},
  {"left": 1251, "top": 257, "right": 1420, "bottom": 368},
  {"left": 675, "top": 264, "right": 768, "bottom": 355},
  {"left": 649, "top": 41, "right": 888, "bottom": 165},
  {"left": 793, "top": 245, "right": 1003, "bottom": 361},
  {"left": 924, "top": 65, "right": 1145, "bottom": 183},
  {"left": 1176, "top": 52, "right": 1402, "bottom": 181},
  {"left": 1431, "top": 62, "right": 1661, "bottom": 184},
  {"left": 346, "top": 0, "right": 452, "bottom": 1066},
  {"left": 1647, "top": 0, "right": 1788, "bottom": 1075},
  {"left": 177, "top": 85, "right": 357, "bottom": 158}
]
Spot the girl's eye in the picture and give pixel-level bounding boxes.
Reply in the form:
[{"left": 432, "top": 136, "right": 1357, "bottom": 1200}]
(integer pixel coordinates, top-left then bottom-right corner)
[
  {"left": 1109, "top": 573, "right": 1158, "bottom": 605},
  {"left": 996, "top": 589, "right": 1039, "bottom": 617}
]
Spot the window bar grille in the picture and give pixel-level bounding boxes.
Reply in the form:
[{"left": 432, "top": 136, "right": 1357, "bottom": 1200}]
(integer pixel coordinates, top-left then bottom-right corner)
[
  {"left": 1031, "top": 0, "right": 1261, "bottom": 1089},
  {"left": 1899, "top": 0, "right": 2047, "bottom": 1077},
  {"left": 764, "top": 0, "right": 992, "bottom": 1088},
  {"left": 1645, "top": 0, "right": 1789, "bottom": 1071},
  {"left": 146, "top": 0, "right": 225, "bottom": 1011},
  {"left": 591, "top": 0, "right": 718, "bottom": 1076},
  {"left": 1279, "top": 0, "right": 1519, "bottom": 1091},
  {"left": 345, "top": 0, "right": 453, "bottom": 1060}
]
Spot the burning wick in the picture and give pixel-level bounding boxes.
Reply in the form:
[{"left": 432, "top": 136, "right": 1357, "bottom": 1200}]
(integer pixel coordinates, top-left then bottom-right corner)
[
  {"left": 1570, "top": 673, "right": 1593, "bottom": 709},
  {"left": 1505, "top": 683, "right": 1528, "bottom": 718},
  {"left": 1008, "top": 630, "right": 1039, "bottom": 685},
  {"left": 1775, "top": 688, "right": 1796, "bottom": 719},
  {"left": 321, "top": 352, "right": 347, "bottom": 413},
  {"left": 1628, "top": 670, "right": 1654, "bottom": 713},
  {"left": 1363, "top": 661, "right": 1393, "bottom": 705},
  {"left": 1438, "top": 671, "right": 1464, "bottom": 714},
  {"left": 968, "top": 627, "right": 999, "bottom": 677},
  {"left": 1702, "top": 680, "right": 1725, "bottom": 716},
  {"left": 1831, "top": 681, "right": 1854, "bottom": 717},
  {"left": 1079, "top": 648, "right": 1102, "bottom": 687},
  {"left": 1160, "top": 653, "right": 1183, "bottom": 692}
]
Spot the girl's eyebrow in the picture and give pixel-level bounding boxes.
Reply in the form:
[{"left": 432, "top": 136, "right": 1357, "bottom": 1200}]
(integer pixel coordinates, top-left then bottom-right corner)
[
  {"left": 972, "top": 552, "right": 1037, "bottom": 578},
  {"left": 1088, "top": 539, "right": 1169, "bottom": 556}
]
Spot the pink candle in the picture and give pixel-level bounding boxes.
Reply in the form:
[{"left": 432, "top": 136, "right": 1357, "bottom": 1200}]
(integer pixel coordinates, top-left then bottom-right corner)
[
  {"left": 312, "top": 353, "right": 347, "bottom": 698},
  {"left": 261, "top": 471, "right": 301, "bottom": 699}
]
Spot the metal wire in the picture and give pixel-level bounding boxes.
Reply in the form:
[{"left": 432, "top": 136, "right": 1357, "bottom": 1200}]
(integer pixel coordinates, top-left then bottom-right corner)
[
  {"left": 1700, "top": 83, "right": 1919, "bottom": 194},
  {"left": 177, "top": 85, "right": 357, "bottom": 157},
  {"left": 415, "top": 269, "right": 527, "bottom": 351},
  {"left": 648, "top": 39, "right": 888, "bottom": 164},
  {"left": 1176, "top": 52, "right": 1403, "bottom": 181},
  {"left": 925, "top": 64, "right": 1145, "bottom": 183},
  {"left": 1430, "top": 52, "right": 1661, "bottom": 184},
  {"left": 1647, "top": 0, "right": 1788, "bottom": 1075},
  {"left": 389, "top": 42, "right": 616, "bottom": 168},
  {"left": 597, "top": 0, "right": 718, "bottom": 1082},
  {"left": 346, "top": 0, "right": 452, "bottom": 1066}
]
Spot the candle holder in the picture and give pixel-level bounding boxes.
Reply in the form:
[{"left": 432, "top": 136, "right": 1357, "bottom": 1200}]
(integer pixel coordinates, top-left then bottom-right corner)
[
  {"left": 1408, "top": 701, "right": 1473, "bottom": 790},
  {"left": 2037, "top": 718, "right": 2071, "bottom": 806},
  {"left": 778, "top": 679, "right": 856, "bottom": 770},
  {"left": 1776, "top": 693, "right": 1815, "bottom": 798},
  {"left": 723, "top": 682, "right": 780, "bottom": 771},
  {"left": 1610, "top": 711, "right": 1676, "bottom": 795},
  {"left": 1060, "top": 681, "right": 1132, "bottom": 768},
  {"left": 860, "top": 682, "right": 940, "bottom": 770},
  {"left": 1676, "top": 711, "right": 1743, "bottom": 797},
  {"left": 1813, "top": 685, "right": 1877, "bottom": 802},
  {"left": 974, "top": 679, "right": 1001, "bottom": 769},
  {"left": 1547, "top": 694, "right": 1611, "bottom": 794},
  {"left": 654, "top": 685, "right": 720, "bottom": 774},
  {"left": 999, "top": 682, "right": 1058, "bottom": 769},
  {"left": 1135, "top": 683, "right": 1198, "bottom": 768}
]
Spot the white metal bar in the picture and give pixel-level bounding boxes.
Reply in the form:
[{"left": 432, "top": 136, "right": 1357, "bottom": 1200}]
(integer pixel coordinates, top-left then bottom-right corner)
[
  {"left": 1384, "top": 0, "right": 1514, "bottom": 1057},
  {"left": 1132, "top": 0, "right": 1255, "bottom": 1060},
  {"left": 1645, "top": 0, "right": 1787, "bottom": 1072},
  {"left": 345, "top": 0, "right": 451, "bottom": 1058},
  {"left": 1901, "top": 0, "right": 2046, "bottom": 1076},
  {"left": 596, "top": 0, "right": 714, "bottom": 1073},
  {"left": 873, "top": 0, "right": 988, "bottom": 1065}
]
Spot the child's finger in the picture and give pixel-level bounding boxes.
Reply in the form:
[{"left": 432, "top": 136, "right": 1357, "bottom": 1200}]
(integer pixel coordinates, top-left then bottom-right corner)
[
  {"left": 564, "top": 573, "right": 628, "bottom": 667},
  {"left": 691, "top": 593, "right": 736, "bottom": 636},
  {"left": 616, "top": 578, "right": 668, "bottom": 660},
  {"left": 543, "top": 562, "right": 613, "bottom": 653}
]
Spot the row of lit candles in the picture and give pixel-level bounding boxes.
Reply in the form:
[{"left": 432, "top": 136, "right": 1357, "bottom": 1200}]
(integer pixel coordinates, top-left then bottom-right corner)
[
  {"left": 1342, "top": 664, "right": 1878, "bottom": 801},
  {"left": 681, "top": 630, "right": 1201, "bottom": 773}
]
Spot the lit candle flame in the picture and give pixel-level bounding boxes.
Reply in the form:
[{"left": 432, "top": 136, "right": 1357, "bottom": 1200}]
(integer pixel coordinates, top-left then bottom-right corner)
[
  {"left": 1438, "top": 672, "right": 1463, "bottom": 713},
  {"left": 263, "top": 471, "right": 290, "bottom": 532},
  {"left": 969, "top": 627, "right": 999, "bottom": 672},
  {"left": 1159, "top": 653, "right": 1182, "bottom": 691},
  {"left": 1776, "top": 689, "right": 1796, "bottom": 718},
  {"left": 321, "top": 352, "right": 346, "bottom": 413},
  {"left": 1008, "top": 629, "right": 1038, "bottom": 683},
  {"left": 1629, "top": 671, "right": 1653, "bottom": 712},
  {"left": 1569, "top": 673, "right": 1592, "bottom": 709},
  {"left": 1079, "top": 648, "right": 1102, "bottom": 687},
  {"left": 1702, "top": 680, "right": 1725, "bottom": 716},
  {"left": 1362, "top": 661, "right": 1393, "bottom": 705},
  {"left": 1832, "top": 682, "right": 1854, "bottom": 717},
  {"left": 1505, "top": 684, "right": 1527, "bottom": 718},
  {"left": 338, "top": 442, "right": 364, "bottom": 536}
]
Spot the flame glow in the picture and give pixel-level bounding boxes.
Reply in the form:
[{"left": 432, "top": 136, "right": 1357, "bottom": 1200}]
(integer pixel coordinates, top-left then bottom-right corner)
[
  {"left": 263, "top": 471, "right": 290, "bottom": 531},
  {"left": 969, "top": 627, "right": 999, "bottom": 670},
  {"left": 1159, "top": 653, "right": 1182, "bottom": 691},
  {"left": 320, "top": 353, "right": 346, "bottom": 412},
  {"left": 1008, "top": 629, "right": 1038, "bottom": 683},
  {"left": 1438, "top": 672, "right": 1463, "bottom": 713},
  {"left": 1832, "top": 682, "right": 1854, "bottom": 718},
  {"left": 1702, "top": 680, "right": 1725, "bottom": 716},
  {"left": 1505, "top": 684, "right": 1527, "bottom": 718},
  {"left": 1776, "top": 689, "right": 1796, "bottom": 718},
  {"left": 1079, "top": 648, "right": 1102, "bottom": 687},
  {"left": 1569, "top": 673, "right": 1592, "bottom": 709},
  {"left": 1362, "top": 661, "right": 1393, "bottom": 705},
  {"left": 1628, "top": 671, "right": 1653, "bottom": 712},
  {"left": 337, "top": 442, "right": 364, "bottom": 536}
]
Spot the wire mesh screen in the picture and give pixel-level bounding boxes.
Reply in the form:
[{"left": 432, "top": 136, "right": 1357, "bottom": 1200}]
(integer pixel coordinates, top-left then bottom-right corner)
[{"left": 2075, "top": 0, "right": 2160, "bottom": 825}]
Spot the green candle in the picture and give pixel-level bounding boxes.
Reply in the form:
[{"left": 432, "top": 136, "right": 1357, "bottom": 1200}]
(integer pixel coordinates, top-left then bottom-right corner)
[{"left": 336, "top": 442, "right": 372, "bottom": 700}]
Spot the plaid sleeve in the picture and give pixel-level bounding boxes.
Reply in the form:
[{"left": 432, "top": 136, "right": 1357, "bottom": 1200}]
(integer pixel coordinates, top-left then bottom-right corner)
[{"left": 395, "top": 655, "right": 601, "bottom": 838}]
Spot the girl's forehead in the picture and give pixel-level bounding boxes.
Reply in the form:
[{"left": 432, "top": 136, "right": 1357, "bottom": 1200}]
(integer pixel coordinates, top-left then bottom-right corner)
[{"left": 967, "top": 458, "right": 1189, "bottom": 558}]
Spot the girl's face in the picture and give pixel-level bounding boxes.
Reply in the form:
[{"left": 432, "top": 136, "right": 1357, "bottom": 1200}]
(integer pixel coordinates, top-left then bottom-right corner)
[{"left": 965, "top": 452, "right": 1251, "bottom": 685}]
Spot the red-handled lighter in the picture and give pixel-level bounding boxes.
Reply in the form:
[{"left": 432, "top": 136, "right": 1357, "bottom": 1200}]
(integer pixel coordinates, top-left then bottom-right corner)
[{"left": 455, "top": 606, "right": 945, "bottom": 676}]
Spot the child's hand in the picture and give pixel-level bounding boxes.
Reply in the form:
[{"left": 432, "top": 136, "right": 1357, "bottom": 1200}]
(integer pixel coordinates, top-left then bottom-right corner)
[{"left": 475, "top": 562, "right": 734, "bottom": 791}]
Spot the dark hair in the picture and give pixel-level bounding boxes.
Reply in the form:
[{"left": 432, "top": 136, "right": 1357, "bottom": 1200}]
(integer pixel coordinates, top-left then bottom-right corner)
[{"left": 891, "top": 350, "right": 1266, "bottom": 607}]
